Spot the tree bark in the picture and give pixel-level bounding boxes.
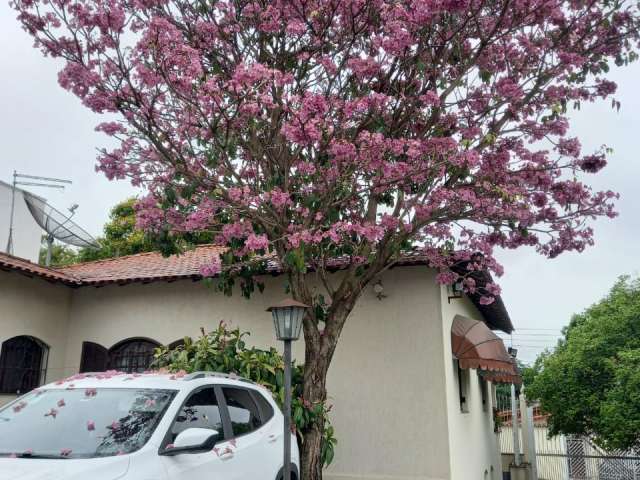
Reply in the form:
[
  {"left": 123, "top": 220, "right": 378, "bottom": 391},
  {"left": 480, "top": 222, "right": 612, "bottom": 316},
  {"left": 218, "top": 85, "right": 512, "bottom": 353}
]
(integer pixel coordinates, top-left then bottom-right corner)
[
  {"left": 300, "top": 419, "right": 325, "bottom": 480},
  {"left": 300, "top": 327, "right": 329, "bottom": 480},
  {"left": 298, "top": 293, "right": 361, "bottom": 480},
  {"left": 289, "top": 266, "right": 375, "bottom": 480}
]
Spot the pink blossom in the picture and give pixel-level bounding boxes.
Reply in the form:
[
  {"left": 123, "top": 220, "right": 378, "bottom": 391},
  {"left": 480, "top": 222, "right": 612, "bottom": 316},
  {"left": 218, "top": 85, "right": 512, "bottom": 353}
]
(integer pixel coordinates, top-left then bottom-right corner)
[
  {"left": 485, "top": 283, "right": 502, "bottom": 296},
  {"left": 269, "top": 189, "right": 291, "bottom": 209},
  {"left": 244, "top": 233, "right": 269, "bottom": 252},
  {"left": 45, "top": 408, "right": 58, "bottom": 419},
  {"left": 420, "top": 91, "right": 440, "bottom": 106},
  {"left": 495, "top": 77, "right": 523, "bottom": 100},
  {"left": 200, "top": 257, "right": 222, "bottom": 277},
  {"left": 479, "top": 296, "right": 495, "bottom": 305}
]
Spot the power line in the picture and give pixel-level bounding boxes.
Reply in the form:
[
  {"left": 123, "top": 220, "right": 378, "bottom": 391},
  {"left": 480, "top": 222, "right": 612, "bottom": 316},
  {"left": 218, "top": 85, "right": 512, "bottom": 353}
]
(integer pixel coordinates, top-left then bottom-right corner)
[
  {"left": 498, "top": 333, "right": 561, "bottom": 338},
  {"left": 515, "top": 327, "right": 564, "bottom": 330}
]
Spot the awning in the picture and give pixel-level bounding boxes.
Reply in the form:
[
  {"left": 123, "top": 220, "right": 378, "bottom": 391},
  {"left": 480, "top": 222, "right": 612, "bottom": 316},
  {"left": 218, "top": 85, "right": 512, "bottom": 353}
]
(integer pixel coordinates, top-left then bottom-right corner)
[
  {"left": 480, "top": 370, "right": 522, "bottom": 385},
  {"left": 451, "top": 315, "right": 519, "bottom": 379}
]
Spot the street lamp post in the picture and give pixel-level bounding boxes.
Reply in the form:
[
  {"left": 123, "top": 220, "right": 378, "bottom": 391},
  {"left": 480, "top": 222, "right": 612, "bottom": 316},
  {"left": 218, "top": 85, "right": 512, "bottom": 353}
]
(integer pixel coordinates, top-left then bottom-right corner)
[{"left": 267, "top": 299, "right": 310, "bottom": 480}]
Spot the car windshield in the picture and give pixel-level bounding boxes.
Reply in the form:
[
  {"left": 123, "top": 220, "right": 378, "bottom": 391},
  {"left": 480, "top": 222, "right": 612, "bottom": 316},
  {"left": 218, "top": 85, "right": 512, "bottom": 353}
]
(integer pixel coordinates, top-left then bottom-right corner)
[{"left": 0, "top": 388, "right": 176, "bottom": 459}]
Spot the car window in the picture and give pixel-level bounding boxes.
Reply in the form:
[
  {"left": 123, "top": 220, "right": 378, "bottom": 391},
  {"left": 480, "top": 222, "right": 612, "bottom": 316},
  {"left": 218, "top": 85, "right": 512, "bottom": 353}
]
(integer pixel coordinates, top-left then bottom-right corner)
[
  {"left": 170, "top": 387, "right": 223, "bottom": 444},
  {"left": 0, "top": 388, "right": 175, "bottom": 458},
  {"left": 253, "top": 390, "right": 275, "bottom": 424},
  {"left": 222, "top": 387, "right": 261, "bottom": 437}
]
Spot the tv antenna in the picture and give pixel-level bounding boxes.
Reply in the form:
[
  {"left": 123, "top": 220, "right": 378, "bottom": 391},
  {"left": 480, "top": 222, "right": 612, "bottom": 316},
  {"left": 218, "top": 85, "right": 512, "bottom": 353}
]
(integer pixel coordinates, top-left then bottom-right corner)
[
  {"left": 23, "top": 193, "right": 100, "bottom": 266},
  {"left": 5, "top": 171, "right": 71, "bottom": 256}
]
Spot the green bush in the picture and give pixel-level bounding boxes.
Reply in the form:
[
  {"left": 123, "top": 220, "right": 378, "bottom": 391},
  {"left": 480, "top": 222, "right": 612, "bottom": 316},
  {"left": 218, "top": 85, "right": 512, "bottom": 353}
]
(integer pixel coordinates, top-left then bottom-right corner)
[{"left": 154, "top": 322, "right": 337, "bottom": 467}]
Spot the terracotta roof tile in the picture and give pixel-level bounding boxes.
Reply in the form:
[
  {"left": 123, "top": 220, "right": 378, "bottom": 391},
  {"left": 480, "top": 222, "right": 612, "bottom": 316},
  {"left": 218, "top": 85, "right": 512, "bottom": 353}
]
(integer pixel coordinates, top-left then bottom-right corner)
[
  {"left": 57, "top": 244, "right": 226, "bottom": 285},
  {"left": 0, "top": 252, "right": 80, "bottom": 285}
]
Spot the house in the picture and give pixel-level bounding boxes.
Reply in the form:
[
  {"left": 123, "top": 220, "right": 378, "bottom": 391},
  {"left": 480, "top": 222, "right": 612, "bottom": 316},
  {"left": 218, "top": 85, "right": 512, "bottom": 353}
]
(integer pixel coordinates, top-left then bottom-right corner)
[
  {"left": 0, "top": 245, "right": 519, "bottom": 480},
  {"left": 0, "top": 180, "right": 43, "bottom": 262}
]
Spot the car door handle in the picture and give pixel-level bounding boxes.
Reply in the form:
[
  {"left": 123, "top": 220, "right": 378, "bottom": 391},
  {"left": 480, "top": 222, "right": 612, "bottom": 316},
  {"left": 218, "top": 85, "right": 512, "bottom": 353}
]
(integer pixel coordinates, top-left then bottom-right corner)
[{"left": 267, "top": 434, "right": 281, "bottom": 443}]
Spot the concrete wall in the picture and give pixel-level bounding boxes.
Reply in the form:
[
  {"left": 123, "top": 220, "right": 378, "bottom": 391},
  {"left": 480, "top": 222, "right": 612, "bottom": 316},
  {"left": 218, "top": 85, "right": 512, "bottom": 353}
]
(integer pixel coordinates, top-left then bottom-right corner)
[
  {"left": 0, "top": 270, "right": 71, "bottom": 404},
  {"left": 0, "top": 181, "right": 43, "bottom": 262},
  {"left": 64, "top": 266, "right": 452, "bottom": 480},
  {"left": 440, "top": 289, "right": 502, "bottom": 480}
]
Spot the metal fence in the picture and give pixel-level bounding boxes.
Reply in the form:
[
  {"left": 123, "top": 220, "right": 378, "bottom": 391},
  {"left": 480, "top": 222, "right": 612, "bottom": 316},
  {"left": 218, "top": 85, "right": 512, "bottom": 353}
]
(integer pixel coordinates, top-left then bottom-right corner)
[
  {"left": 496, "top": 391, "right": 640, "bottom": 480},
  {"left": 535, "top": 435, "right": 640, "bottom": 480}
]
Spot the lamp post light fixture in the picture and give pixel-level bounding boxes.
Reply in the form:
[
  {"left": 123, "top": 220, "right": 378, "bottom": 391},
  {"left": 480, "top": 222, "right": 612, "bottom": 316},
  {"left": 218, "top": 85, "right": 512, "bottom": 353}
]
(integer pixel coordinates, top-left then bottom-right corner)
[{"left": 267, "top": 298, "right": 310, "bottom": 480}]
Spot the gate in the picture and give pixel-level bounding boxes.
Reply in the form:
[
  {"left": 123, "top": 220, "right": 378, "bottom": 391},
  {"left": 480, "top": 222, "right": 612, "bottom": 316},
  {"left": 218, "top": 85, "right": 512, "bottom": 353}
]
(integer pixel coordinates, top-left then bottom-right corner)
[
  {"left": 496, "top": 390, "right": 640, "bottom": 480},
  {"left": 535, "top": 435, "right": 640, "bottom": 480}
]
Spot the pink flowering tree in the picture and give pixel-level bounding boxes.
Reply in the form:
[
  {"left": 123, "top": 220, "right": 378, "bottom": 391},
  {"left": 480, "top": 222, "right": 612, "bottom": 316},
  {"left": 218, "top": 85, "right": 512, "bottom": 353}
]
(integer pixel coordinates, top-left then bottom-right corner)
[{"left": 13, "top": 0, "right": 639, "bottom": 476}]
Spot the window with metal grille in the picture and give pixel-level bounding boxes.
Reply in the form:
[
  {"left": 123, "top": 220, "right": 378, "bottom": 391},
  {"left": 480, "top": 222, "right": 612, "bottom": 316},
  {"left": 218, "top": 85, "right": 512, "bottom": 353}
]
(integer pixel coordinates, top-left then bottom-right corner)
[
  {"left": 479, "top": 372, "right": 489, "bottom": 412},
  {"left": 456, "top": 360, "right": 470, "bottom": 413},
  {"left": 0, "top": 336, "right": 48, "bottom": 395},
  {"left": 107, "top": 338, "right": 160, "bottom": 374}
]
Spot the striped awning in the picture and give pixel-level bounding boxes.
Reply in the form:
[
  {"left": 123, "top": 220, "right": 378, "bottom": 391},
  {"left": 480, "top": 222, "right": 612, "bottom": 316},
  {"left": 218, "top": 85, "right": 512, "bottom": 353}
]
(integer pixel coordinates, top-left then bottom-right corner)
[
  {"left": 480, "top": 370, "right": 522, "bottom": 385},
  {"left": 451, "top": 315, "right": 520, "bottom": 381}
]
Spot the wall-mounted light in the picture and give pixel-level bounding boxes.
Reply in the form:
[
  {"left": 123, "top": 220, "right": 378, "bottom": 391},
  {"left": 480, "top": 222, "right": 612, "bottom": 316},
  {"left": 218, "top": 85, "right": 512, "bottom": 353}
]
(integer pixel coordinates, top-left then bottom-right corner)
[
  {"left": 447, "top": 280, "right": 464, "bottom": 303},
  {"left": 373, "top": 280, "right": 387, "bottom": 300}
]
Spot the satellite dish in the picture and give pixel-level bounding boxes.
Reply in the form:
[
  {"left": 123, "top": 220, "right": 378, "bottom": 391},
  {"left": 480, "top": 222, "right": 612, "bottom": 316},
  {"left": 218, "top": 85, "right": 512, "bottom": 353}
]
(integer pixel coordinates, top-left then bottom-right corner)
[{"left": 23, "top": 192, "right": 100, "bottom": 266}]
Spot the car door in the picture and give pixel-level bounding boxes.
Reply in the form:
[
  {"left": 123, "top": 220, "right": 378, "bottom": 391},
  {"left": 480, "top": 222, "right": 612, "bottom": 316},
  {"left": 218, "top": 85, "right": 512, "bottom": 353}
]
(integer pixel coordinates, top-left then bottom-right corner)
[
  {"left": 220, "top": 386, "right": 281, "bottom": 480},
  {"left": 159, "top": 386, "right": 242, "bottom": 480}
]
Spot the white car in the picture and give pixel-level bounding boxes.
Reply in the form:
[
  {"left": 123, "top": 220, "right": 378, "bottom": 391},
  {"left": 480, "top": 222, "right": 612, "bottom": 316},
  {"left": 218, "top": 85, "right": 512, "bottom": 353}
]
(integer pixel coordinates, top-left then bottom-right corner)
[{"left": 0, "top": 371, "right": 299, "bottom": 480}]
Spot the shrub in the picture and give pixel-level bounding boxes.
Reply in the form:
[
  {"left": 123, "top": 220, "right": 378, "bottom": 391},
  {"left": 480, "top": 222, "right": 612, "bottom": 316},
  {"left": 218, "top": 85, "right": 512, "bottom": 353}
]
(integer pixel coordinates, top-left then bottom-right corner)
[{"left": 154, "top": 322, "right": 337, "bottom": 467}]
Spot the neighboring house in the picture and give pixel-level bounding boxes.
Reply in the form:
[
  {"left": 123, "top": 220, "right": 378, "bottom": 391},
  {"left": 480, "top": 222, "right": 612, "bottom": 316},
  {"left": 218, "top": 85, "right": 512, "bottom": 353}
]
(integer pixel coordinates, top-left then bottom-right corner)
[
  {"left": 0, "top": 180, "right": 43, "bottom": 262},
  {"left": 0, "top": 246, "right": 519, "bottom": 480}
]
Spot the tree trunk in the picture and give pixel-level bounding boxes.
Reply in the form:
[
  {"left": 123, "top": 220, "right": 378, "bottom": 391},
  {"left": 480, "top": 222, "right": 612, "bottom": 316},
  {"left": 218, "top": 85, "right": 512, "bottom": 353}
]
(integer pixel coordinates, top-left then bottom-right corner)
[
  {"left": 300, "top": 409, "right": 325, "bottom": 480},
  {"left": 300, "top": 337, "right": 328, "bottom": 480},
  {"left": 299, "top": 294, "right": 360, "bottom": 480},
  {"left": 289, "top": 266, "right": 372, "bottom": 480}
]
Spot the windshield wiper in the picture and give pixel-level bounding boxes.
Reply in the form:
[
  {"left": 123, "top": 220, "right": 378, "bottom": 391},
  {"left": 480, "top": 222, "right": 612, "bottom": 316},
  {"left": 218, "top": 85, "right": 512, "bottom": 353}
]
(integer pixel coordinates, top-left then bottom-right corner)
[{"left": 0, "top": 452, "right": 70, "bottom": 459}]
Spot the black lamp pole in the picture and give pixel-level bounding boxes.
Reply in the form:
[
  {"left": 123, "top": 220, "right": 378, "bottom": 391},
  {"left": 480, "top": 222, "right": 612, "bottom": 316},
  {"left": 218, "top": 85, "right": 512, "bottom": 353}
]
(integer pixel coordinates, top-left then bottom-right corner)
[
  {"left": 283, "top": 338, "right": 293, "bottom": 480},
  {"left": 267, "top": 298, "right": 310, "bottom": 480}
]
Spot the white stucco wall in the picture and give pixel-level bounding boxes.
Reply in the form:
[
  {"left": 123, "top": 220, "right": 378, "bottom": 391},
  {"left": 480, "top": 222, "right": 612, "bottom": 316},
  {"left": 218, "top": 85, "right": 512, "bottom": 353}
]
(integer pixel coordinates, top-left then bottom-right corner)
[
  {"left": 440, "top": 289, "right": 502, "bottom": 480},
  {"left": 0, "top": 270, "right": 71, "bottom": 404},
  {"left": 62, "top": 267, "right": 452, "bottom": 480},
  {"left": 0, "top": 181, "right": 43, "bottom": 262}
]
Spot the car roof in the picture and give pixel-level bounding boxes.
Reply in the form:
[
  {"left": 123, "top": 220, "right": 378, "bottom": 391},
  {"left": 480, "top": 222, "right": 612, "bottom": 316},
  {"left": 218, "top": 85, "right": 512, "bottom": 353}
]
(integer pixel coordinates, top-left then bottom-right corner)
[{"left": 37, "top": 371, "right": 268, "bottom": 394}]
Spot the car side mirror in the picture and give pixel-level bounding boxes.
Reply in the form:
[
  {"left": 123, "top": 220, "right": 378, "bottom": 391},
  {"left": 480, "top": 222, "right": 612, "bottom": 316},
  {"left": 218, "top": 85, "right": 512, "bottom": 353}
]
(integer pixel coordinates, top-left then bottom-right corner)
[{"left": 160, "top": 428, "right": 219, "bottom": 456}]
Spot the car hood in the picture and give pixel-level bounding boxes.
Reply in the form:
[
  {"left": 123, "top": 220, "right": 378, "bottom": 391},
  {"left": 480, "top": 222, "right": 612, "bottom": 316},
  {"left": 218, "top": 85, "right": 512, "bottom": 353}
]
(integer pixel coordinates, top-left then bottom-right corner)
[{"left": 0, "top": 456, "right": 130, "bottom": 480}]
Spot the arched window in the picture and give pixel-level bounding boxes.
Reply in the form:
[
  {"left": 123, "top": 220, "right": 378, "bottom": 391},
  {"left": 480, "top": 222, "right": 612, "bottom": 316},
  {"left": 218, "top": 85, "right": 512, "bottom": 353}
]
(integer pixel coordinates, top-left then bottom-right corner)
[
  {"left": 0, "top": 336, "right": 49, "bottom": 394},
  {"left": 107, "top": 338, "right": 161, "bottom": 373}
]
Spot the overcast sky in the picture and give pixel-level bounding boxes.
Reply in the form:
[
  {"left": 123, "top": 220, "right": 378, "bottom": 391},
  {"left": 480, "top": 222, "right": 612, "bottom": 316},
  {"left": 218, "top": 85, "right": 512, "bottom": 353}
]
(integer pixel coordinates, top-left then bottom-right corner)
[{"left": 2, "top": 3, "right": 639, "bottom": 363}]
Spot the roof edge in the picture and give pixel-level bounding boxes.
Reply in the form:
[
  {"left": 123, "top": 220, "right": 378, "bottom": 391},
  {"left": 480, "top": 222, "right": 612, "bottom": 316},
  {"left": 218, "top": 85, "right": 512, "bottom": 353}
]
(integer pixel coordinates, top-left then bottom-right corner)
[{"left": 0, "top": 251, "right": 81, "bottom": 285}]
